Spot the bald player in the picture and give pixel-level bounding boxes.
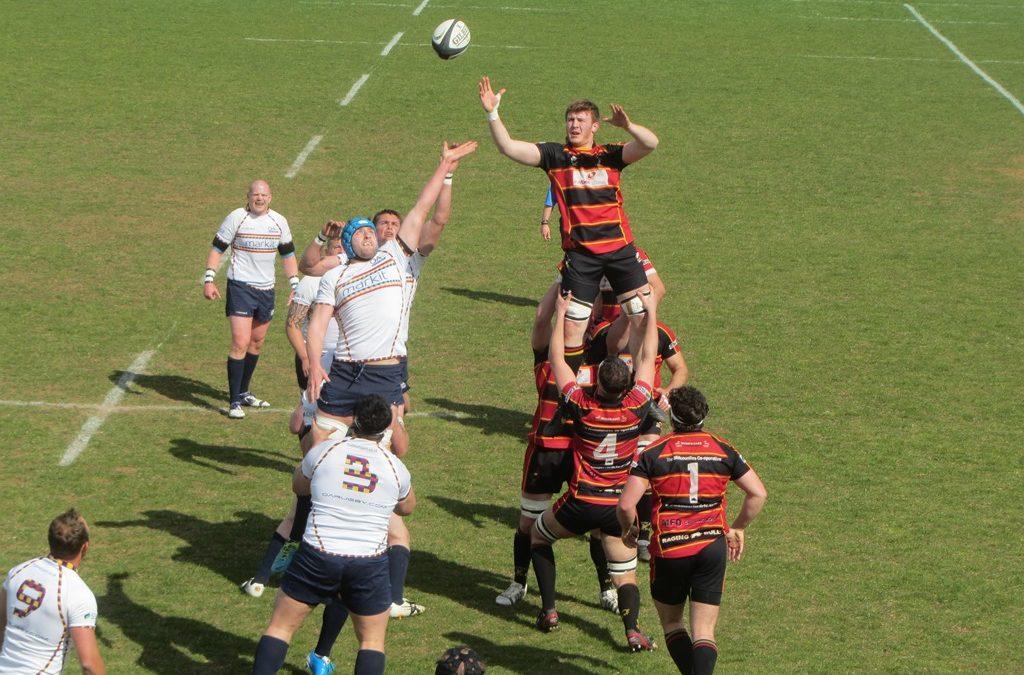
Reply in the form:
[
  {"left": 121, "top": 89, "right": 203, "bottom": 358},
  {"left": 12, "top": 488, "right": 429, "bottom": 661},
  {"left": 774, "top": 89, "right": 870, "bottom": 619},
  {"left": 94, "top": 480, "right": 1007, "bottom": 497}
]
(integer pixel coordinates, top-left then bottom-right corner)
[{"left": 203, "top": 180, "right": 299, "bottom": 419}]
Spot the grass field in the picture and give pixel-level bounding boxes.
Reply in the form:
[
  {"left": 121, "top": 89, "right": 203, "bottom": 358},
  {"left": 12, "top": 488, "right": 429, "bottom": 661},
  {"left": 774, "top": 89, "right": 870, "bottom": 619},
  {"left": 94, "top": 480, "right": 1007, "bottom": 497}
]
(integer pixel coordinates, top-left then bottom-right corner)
[{"left": 2, "top": 0, "right": 1023, "bottom": 672}]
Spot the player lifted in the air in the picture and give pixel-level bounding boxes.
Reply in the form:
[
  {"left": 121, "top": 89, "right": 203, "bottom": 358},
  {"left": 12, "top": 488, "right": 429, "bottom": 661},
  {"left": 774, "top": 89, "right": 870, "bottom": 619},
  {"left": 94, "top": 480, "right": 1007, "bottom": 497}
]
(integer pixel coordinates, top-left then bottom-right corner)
[{"left": 479, "top": 76, "right": 660, "bottom": 369}]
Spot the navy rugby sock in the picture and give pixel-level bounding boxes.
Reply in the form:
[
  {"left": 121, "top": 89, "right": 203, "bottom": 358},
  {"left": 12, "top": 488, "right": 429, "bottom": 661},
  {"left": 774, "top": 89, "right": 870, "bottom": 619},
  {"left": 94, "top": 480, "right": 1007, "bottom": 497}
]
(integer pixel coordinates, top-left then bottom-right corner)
[
  {"left": 388, "top": 545, "right": 411, "bottom": 605},
  {"left": 254, "top": 532, "right": 286, "bottom": 585},
  {"left": 692, "top": 639, "right": 718, "bottom": 675},
  {"left": 531, "top": 544, "right": 557, "bottom": 611},
  {"left": 617, "top": 583, "right": 641, "bottom": 632},
  {"left": 354, "top": 649, "right": 386, "bottom": 675},
  {"left": 665, "top": 629, "right": 694, "bottom": 673},
  {"left": 589, "top": 536, "right": 614, "bottom": 592},
  {"left": 289, "top": 496, "right": 312, "bottom": 542},
  {"left": 227, "top": 357, "right": 245, "bottom": 405},
  {"left": 252, "top": 635, "right": 289, "bottom": 675},
  {"left": 240, "top": 352, "right": 260, "bottom": 394},
  {"left": 513, "top": 530, "right": 531, "bottom": 586},
  {"left": 314, "top": 600, "right": 349, "bottom": 658}
]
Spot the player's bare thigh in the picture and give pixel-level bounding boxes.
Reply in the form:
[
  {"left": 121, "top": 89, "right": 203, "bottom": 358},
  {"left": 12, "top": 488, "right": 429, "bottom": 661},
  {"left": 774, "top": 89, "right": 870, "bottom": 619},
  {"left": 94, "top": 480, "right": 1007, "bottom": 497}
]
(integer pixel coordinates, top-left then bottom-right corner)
[
  {"left": 689, "top": 600, "right": 720, "bottom": 642},
  {"left": 228, "top": 315, "right": 254, "bottom": 357},
  {"left": 263, "top": 589, "right": 314, "bottom": 642},
  {"left": 350, "top": 608, "right": 390, "bottom": 651}
]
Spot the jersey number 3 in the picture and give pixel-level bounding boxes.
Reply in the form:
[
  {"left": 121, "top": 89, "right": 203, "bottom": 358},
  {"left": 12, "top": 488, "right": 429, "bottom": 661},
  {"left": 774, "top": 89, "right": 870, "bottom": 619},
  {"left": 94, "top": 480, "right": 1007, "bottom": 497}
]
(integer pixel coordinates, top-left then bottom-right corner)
[
  {"left": 342, "top": 455, "right": 379, "bottom": 494},
  {"left": 13, "top": 579, "right": 46, "bottom": 617}
]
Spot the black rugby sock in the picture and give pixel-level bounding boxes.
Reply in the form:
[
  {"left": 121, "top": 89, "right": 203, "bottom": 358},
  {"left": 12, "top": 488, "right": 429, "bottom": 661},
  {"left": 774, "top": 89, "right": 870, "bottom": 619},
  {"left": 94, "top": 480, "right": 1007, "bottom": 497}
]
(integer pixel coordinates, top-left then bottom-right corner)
[
  {"left": 665, "top": 629, "right": 694, "bottom": 673},
  {"left": 227, "top": 357, "right": 245, "bottom": 405},
  {"left": 531, "top": 544, "right": 557, "bottom": 611},
  {"left": 314, "top": 600, "right": 349, "bottom": 658},
  {"left": 289, "top": 495, "right": 312, "bottom": 542},
  {"left": 388, "top": 545, "right": 411, "bottom": 605},
  {"left": 252, "top": 635, "right": 289, "bottom": 675},
  {"left": 617, "top": 583, "right": 641, "bottom": 632},
  {"left": 254, "top": 532, "right": 286, "bottom": 584},
  {"left": 240, "top": 352, "right": 260, "bottom": 394},
  {"left": 513, "top": 530, "right": 531, "bottom": 586},
  {"left": 354, "top": 649, "right": 386, "bottom": 675},
  {"left": 692, "top": 639, "right": 718, "bottom": 675},
  {"left": 589, "top": 536, "right": 613, "bottom": 592}
]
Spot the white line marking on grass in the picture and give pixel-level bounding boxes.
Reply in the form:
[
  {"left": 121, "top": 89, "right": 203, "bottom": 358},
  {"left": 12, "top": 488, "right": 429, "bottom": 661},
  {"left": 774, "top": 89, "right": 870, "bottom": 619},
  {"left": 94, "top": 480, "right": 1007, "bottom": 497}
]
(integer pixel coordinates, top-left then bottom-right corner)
[
  {"left": 59, "top": 351, "right": 156, "bottom": 466},
  {"left": 905, "top": 3, "right": 1024, "bottom": 118},
  {"left": 412, "top": 0, "right": 430, "bottom": 16},
  {"left": 801, "top": 53, "right": 1024, "bottom": 65},
  {"left": 301, "top": 1, "right": 413, "bottom": 7},
  {"left": 798, "top": 14, "right": 1007, "bottom": 24},
  {"left": 339, "top": 73, "right": 371, "bottom": 106},
  {"left": 245, "top": 37, "right": 377, "bottom": 46},
  {"left": 381, "top": 31, "right": 403, "bottom": 56},
  {"left": 285, "top": 134, "right": 324, "bottom": 179},
  {"left": 431, "top": 3, "right": 566, "bottom": 10}
]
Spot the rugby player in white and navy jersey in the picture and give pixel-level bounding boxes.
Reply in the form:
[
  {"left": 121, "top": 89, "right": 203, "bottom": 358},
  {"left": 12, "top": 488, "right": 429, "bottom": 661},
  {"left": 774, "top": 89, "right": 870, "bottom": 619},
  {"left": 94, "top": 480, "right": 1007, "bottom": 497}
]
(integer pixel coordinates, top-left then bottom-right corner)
[
  {"left": 252, "top": 395, "right": 415, "bottom": 675},
  {"left": 303, "top": 141, "right": 477, "bottom": 455},
  {"left": 0, "top": 509, "right": 104, "bottom": 675},
  {"left": 203, "top": 180, "right": 299, "bottom": 419}
]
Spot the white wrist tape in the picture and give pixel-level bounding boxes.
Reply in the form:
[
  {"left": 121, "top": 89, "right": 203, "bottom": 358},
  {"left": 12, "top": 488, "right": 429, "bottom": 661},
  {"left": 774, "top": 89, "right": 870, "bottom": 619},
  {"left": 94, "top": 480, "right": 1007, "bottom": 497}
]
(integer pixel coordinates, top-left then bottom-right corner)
[
  {"left": 203, "top": 269, "right": 216, "bottom": 283},
  {"left": 289, "top": 275, "right": 299, "bottom": 290},
  {"left": 487, "top": 108, "right": 500, "bottom": 122},
  {"left": 315, "top": 232, "right": 328, "bottom": 245}
]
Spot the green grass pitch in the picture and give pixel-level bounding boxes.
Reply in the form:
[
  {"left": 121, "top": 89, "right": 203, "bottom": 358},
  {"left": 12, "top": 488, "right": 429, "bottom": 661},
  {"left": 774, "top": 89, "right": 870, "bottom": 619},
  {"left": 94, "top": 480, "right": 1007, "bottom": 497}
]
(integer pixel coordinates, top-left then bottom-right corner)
[{"left": 1, "top": 0, "right": 1023, "bottom": 672}]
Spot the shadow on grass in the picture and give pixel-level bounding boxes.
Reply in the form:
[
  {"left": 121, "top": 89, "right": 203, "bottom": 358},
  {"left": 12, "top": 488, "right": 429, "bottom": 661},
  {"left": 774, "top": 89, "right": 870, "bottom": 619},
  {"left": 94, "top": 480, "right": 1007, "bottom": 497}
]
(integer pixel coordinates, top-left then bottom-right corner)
[
  {"left": 97, "top": 510, "right": 279, "bottom": 585},
  {"left": 443, "top": 630, "right": 613, "bottom": 675},
  {"left": 99, "top": 573, "right": 304, "bottom": 674},
  {"left": 428, "top": 496, "right": 518, "bottom": 530},
  {"left": 421, "top": 397, "right": 531, "bottom": 439},
  {"left": 407, "top": 550, "right": 619, "bottom": 650},
  {"left": 443, "top": 287, "right": 536, "bottom": 308},
  {"left": 168, "top": 438, "right": 296, "bottom": 476},
  {"left": 110, "top": 372, "right": 225, "bottom": 411}
]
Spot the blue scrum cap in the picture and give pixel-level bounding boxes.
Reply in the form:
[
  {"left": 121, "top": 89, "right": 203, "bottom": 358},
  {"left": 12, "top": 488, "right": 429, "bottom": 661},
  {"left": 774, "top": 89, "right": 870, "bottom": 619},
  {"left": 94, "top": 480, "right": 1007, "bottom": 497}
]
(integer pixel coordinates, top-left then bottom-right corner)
[{"left": 341, "top": 216, "right": 375, "bottom": 259}]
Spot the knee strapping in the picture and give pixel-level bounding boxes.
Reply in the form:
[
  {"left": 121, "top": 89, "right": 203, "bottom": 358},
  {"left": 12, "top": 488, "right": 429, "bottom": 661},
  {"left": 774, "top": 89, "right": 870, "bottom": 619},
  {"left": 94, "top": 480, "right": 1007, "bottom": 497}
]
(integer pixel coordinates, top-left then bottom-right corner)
[
  {"left": 607, "top": 557, "right": 638, "bottom": 575},
  {"left": 520, "top": 496, "right": 550, "bottom": 519},
  {"left": 315, "top": 415, "right": 350, "bottom": 440}
]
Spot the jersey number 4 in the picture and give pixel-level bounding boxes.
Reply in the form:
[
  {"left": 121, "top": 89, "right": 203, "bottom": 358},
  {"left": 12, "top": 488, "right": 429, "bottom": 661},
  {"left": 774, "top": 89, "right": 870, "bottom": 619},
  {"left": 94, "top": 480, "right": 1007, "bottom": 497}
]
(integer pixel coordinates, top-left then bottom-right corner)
[
  {"left": 594, "top": 434, "right": 618, "bottom": 466},
  {"left": 342, "top": 455, "right": 379, "bottom": 494},
  {"left": 13, "top": 579, "right": 46, "bottom": 617}
]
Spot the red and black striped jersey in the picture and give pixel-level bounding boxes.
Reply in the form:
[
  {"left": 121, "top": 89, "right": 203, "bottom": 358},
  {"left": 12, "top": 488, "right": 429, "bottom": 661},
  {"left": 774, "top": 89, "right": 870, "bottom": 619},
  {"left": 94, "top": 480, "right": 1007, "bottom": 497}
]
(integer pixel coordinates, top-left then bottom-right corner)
[
  {"left": 537, "top": 142, "right": 633, "bottom": 255},
  {"left": 528, "top": 348, "right": 595, "bottom": 451},
  {"left": 630, "top": 431, "right": 750, "bottom": 558},
  {"left": 559, "top": 379, "right": 653, "bottom": 505},
  {"left": 596, "top": 246, "right": 656, "bottom": 324},
  {"left": 584, "top": 320, "right": 681, "bottom": 391}
]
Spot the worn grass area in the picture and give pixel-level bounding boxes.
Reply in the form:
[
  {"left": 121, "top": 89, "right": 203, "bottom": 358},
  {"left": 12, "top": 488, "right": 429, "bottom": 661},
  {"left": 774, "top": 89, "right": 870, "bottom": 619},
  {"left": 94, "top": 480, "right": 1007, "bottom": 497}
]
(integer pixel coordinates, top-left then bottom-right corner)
[{"left": 1, "top": 0, "right": 1023, "bottom": 672}]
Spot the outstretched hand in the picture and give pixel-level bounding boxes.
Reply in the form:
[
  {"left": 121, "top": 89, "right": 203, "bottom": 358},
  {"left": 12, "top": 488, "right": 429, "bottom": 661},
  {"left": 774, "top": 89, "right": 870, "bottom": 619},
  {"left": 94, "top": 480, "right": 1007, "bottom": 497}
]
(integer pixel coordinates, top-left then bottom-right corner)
[
  {"left": 603, "top": 103, "right": 631, "bottom": 129},
  {"left": 322, "top": 220, "right": 343, "bottom": 238},
  {"left": 442, "top": 140, "right": 478, "bottom": 167},
  {"left": 554, "top": 290, "right": 572, "bottom": 316},
  {"left": 477, "top": 76, "right": 505, "bottom": 113}
]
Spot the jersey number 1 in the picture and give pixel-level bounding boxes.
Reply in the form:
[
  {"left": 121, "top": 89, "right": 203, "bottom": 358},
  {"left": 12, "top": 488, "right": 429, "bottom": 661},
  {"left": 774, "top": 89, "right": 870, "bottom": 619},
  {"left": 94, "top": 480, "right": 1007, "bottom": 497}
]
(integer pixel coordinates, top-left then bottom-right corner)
[{"left": 687, "top": 462, "right": 699, "bottom": 504}]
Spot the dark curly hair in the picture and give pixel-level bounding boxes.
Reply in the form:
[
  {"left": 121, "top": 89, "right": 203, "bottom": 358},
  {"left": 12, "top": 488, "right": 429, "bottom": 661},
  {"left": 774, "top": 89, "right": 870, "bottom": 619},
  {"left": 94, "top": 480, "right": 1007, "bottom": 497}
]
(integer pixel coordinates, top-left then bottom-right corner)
[
  {"left": 668, "top": 386, "right": 709, "bottom": 431},
  {"left": 597, "top": 357, "right": 631, "bottom": 398},
  {"left": 352, "top": 395, "right": 393, "bottom": 437}
]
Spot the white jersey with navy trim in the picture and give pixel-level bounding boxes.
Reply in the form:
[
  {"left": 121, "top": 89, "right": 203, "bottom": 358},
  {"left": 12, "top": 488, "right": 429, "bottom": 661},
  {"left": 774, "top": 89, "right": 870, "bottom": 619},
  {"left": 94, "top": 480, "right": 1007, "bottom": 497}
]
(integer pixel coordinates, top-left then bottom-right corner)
[
  {"left": 396, "top": 251, "right": 426, "bottom": 354},
  {"left": 315, "top": 239, "right": 417, "bottom": 362},
  {"left": 0, "top": 557, "right": 98, "bottom": 675},
  {"left": 293, "top": 275, "right": 340, "bottom": 355},
  {"left": 215, "top": 208, "right": 293, "bottom": 290},
  {"left": 301, "top": 437, "right": 412, "bottom": 557}
]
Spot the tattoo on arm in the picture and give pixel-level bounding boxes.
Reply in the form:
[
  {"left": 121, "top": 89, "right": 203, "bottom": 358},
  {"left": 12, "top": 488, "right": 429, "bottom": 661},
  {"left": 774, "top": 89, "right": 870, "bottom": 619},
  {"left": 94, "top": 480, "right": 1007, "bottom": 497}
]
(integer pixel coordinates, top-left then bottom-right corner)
[{"left": 287, "top": 303, "right": 310, "bottom": 328}]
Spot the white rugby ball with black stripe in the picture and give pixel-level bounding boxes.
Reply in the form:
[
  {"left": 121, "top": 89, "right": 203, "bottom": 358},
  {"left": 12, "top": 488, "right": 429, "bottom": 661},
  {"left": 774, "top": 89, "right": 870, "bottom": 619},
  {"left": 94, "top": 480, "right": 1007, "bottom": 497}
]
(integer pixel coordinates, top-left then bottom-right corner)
[{"left": 432, "top": 19, "right": 470, "bottom": 60}]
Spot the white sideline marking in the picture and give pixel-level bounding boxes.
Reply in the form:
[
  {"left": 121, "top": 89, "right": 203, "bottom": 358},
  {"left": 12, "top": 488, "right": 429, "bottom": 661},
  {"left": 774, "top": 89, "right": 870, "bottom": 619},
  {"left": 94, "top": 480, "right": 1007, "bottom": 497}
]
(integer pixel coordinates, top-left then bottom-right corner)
[
  {"left": 285, "top": 134, "right": 324, "bottom": 179},
  {"left": 246, "top": 37, "right": 377, "bottom": 46},
  {"left": 432, "top": 3, "right": 565, "bottom": 10},
  {"left": 798, "top": 15, "right": 1007, "bottom": 24},
  {"left": 339, "top": 73, "right": 371, "bottom": 106},
  {"left": 412, "top": 0, "right": 430, "bottom": 16},
  {"left": 301, "top": 1, "right": 412, "bottom": 6},
  {"left": 905, "top": 4, "right": 1024, "bottom": 118},
  {"left": 381, "top": 31, "right": 403, "bottom": 56},
  {"left": 59, "top": 351, "right": 156, "bottom": 466}
]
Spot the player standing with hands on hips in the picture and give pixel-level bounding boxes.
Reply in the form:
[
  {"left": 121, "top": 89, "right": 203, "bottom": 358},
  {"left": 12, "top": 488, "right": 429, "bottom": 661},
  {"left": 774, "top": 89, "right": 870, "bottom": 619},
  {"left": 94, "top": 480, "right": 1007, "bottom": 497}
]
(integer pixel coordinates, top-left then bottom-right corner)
[
  {"left": 203, "top": 180, "right": 299, "bottom": 419},
  {"left": 478, "top": 76, "right": 660, "bottom": 370}
]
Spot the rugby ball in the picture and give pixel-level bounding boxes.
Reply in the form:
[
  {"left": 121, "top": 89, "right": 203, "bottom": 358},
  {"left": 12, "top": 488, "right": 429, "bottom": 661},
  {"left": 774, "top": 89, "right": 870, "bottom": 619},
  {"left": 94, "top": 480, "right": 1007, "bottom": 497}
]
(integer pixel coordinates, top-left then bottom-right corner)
[{"left": 432, "top": 19, "right": 470, "bottom": 60}]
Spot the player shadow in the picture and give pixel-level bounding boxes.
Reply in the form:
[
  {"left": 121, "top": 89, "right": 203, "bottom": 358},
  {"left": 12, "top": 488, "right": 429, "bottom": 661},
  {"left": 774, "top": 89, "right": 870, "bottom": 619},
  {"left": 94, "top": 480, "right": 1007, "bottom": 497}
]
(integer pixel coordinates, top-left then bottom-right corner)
[
  {"left": 168, "top": 438, "right": 296, "bottom": 476},
  {"left": 97, "top": 510, "right": 280, "bottom": 586},
  {"left": 110, "top": 371, "right": 226, "bottom": 412},
  {"left": 442, "top": 631, "right": 612, "bottom": 674},
  {"left": 421, "top": 397, "right": 531, "bottom": 439},
  {"left": 407, "top": 550, "right": 620, "bottom": 650},
  {"left": 442, "top": 287, "right": 536, "bottom": 308},
  {"left": 428, "top": 496, "right": 518, "bottom": 530},
  {"left": 98, "top": 573, "right": 304, "bottom": 674}
]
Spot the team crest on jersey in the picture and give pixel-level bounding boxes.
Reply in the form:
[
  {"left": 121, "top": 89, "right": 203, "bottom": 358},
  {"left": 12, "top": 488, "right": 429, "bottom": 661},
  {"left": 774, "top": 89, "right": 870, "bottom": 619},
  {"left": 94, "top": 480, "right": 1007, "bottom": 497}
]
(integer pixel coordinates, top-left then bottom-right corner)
[{"left": 572, "top": 168, "right": 609, "bottom": 187}]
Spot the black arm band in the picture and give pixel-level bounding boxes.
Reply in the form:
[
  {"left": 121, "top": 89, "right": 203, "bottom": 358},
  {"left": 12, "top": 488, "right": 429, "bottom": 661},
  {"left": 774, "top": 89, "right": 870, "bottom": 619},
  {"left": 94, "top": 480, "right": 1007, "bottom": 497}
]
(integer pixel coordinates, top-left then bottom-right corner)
[
  {"left": 211, "top": 236, "right": 230, "bottom": 253},
  {"left": 278, "top": 241, "right": 296, "bottom": 256}
]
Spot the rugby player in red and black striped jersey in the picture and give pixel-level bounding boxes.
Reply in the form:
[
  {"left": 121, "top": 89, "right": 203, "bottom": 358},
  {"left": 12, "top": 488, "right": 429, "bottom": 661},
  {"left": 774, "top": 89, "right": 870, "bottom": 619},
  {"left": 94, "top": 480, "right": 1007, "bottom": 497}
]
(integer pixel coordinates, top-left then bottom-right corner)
[
  {"left": 617, "top": 386, "right": 767, "bottom": 674},
  {"left": 479, "top": 76, "right": 660, "bottom": 371},
  {"left": 495, "top": 285, "right": 617, "bottom": 612},
  {"left": 529, "top": 289, "right": 660, "bottom": 652}
]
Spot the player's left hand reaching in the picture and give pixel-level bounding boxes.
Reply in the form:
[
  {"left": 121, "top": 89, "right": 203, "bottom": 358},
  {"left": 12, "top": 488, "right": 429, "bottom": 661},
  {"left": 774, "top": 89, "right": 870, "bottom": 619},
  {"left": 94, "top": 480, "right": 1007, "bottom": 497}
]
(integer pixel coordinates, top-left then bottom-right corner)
[
  {"left": 442, "top": 140, "right": 479, "bottom": 168},
  {"left": 603, "top": 103, "right": 631, "bottom": 129},
  {"left": 477, "top": 76, "right": 505, "bottom": 113}
]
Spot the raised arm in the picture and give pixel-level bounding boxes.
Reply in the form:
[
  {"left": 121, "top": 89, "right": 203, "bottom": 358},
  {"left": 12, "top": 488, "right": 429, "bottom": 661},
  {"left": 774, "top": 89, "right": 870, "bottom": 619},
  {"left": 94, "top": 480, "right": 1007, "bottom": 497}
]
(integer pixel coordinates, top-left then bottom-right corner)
[
  {"left": 285, "top": 302, "right": 310, "bottom": 377},
  {"left": 727, "top": 467, "right": 768, "bottom": 562},
  {"left": 418, "top": 148, "right": 462, "bottom": 256},
  {"left": 479, "top": 76, "right": 542, "bottom": 166},
  {"left": 633, "top": 293, "right": 660, "bottom": 386},
  {"left": 604, "top": 104, "right": 659, "bottom": 165},
  {"left": 548, "top": 291, "right": 577, "bottom": 391},
  {"left": 398, "top": 141, "right": 477, "bottom": 253},
  {"left": 531, "top": 282, "right": 560, "bottom": 352},
  {"left": 299, "top": 221, "right": 343, "bottom": 275}
]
